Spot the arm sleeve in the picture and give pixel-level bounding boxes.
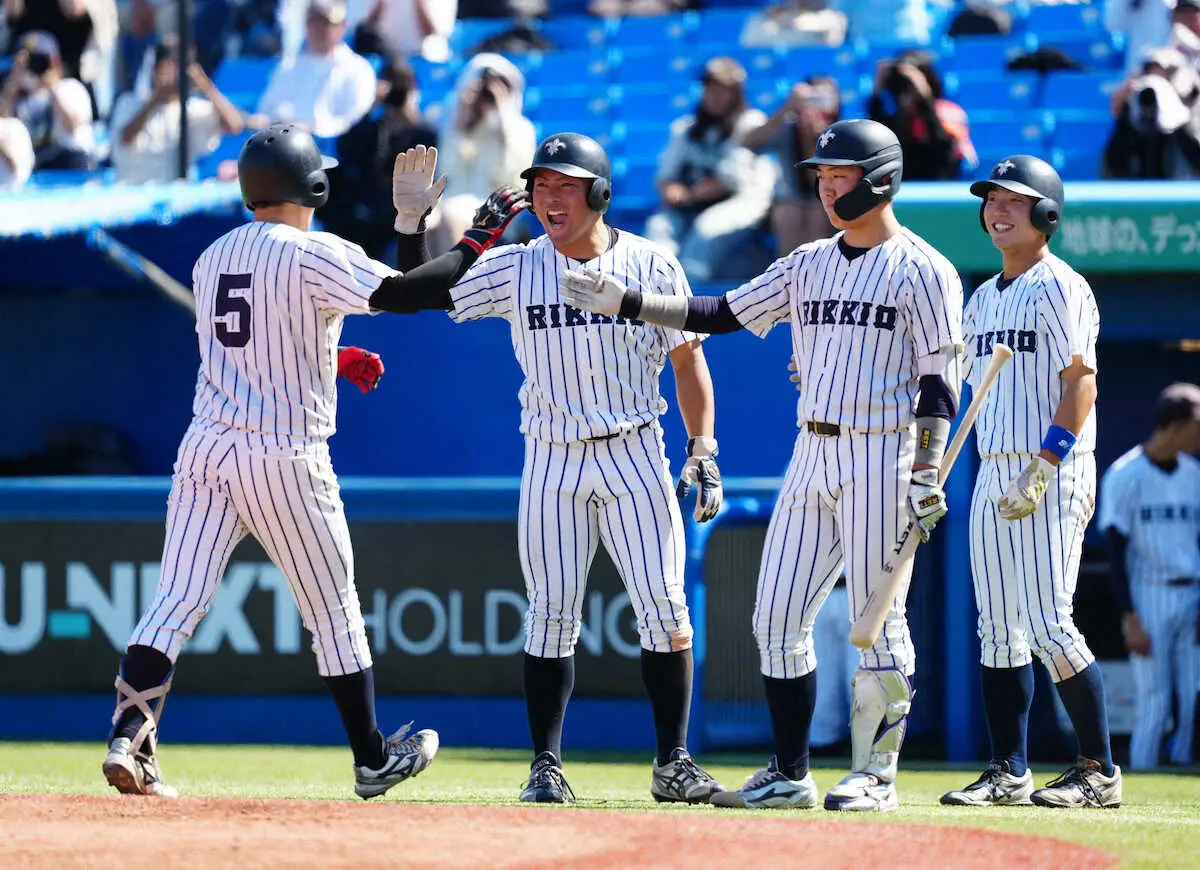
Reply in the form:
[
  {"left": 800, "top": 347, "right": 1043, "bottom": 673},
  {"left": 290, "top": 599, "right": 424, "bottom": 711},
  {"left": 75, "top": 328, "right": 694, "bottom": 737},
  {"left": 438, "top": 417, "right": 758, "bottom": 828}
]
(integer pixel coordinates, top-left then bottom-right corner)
[
  {"left": 367, "top": 242, "right": 481, "bottom": 313},
  {"left": 1106, "top": 527, "right": 1134, "bottom": 615},
  {"left": 396, "top": 230, "right": 431, "bottom": 274},
  {"left": 724, "top": 252, "right": 798, "bottom": 337},
  {"left": 300, "top": 233, "right": 395, "bottom": 314},
  {"left": 1040, "top": 272, "right": 1100, "bottom": 374},
  {"left": 446, "top": 244, "right": 521, "bottom": 323}
]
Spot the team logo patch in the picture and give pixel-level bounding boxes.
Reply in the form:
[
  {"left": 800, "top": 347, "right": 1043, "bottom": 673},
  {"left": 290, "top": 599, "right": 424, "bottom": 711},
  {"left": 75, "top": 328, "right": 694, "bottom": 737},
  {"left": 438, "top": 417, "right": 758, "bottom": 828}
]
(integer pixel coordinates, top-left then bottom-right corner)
[
  {"left": 544, "top": 138, "right": 567, "bottom": 155},
  {"left": 818, "top": 130, "right": 835, "bottom": 149},
  {"left": 995, "top": 159, "right": 1015, "bottom": 175}
]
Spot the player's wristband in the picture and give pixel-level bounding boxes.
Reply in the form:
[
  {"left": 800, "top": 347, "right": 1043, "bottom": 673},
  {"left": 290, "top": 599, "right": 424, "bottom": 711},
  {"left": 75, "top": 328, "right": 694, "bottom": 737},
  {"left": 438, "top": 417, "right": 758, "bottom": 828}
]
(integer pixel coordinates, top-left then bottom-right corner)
[{"left": 1041, "top": 424, "right": 1077, "bottom": 462}]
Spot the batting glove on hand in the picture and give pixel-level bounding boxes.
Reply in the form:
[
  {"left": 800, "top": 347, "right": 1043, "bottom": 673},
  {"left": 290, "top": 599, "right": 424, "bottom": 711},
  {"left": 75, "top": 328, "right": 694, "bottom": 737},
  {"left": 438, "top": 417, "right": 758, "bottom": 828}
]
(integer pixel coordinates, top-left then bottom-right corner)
[
  {"left": 997, "top": 456, "right": 1056, "bottom": 520},
  {"left": 392, "top": 145, "right": 447, "bottom": 234},
  {"left": 787, "top": 355, "right": 801, "bottom": 392},
  {"left": 676, "top": 436, "right": 722, "bottom": 522},
  {"left": 459, "top": 185, "right": 529, "bottom": 255},
  {"left": 337, "top": 346, "right": 384, "bottom": 393},
  {"left": 561, "top": 267, "right": 626, "bottom": 316},
  {"left": 907, "top": 467, "right": 946, "bottom": 542}
]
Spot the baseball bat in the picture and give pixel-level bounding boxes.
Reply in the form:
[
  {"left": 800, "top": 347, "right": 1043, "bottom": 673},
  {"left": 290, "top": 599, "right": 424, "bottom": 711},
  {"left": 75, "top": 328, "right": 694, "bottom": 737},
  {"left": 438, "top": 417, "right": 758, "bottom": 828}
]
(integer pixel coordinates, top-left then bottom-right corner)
[
  {"left": 86, "top": 227, "right": 196, "bottom": 315},
  {"left": 848, "top": 343, "right": 1015, "bottom": 649}
]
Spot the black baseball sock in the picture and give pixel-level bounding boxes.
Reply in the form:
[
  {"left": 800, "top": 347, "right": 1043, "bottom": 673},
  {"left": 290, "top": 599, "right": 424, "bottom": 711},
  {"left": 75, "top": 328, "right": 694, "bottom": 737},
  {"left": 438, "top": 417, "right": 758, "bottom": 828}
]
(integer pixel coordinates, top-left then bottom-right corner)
[
  {"left": 640, "top": 648, "right": 693, "bottom": 766},
  {"left": 524, "top": 652, "right": 575, "bottom": 763},
  {"left": 112, "top": 644, "right": 173, "bottom": 743},
  {"left": 763, "top": 671, "right": 818, "bottom": 781},
  {"left": 323, "top": 668, "right": 386, "bottom": 769},
  {"left": 1054, "top": 663, "right": 1115, "bottom": 776},
  {"left": 981, "top": 663, "right": 1034, "bottom": 776}
]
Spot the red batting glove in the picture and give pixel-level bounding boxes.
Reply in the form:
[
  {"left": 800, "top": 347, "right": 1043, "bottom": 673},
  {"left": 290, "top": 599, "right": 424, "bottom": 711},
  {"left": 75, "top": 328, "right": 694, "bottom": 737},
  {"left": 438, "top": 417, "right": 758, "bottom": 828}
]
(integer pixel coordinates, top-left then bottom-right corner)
[{"left": 337, "top": 346, "right": 384, "bottom": 393}]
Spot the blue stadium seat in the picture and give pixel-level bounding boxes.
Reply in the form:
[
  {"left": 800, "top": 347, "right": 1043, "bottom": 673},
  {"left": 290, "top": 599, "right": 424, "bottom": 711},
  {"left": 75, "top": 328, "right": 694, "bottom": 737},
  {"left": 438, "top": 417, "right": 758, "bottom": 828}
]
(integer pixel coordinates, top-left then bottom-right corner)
[
  {"left": 610, "top": 156, "right": 660, "bottom": 212},
  {"left": 1047, "top": 111, "right": 1113, "bottom": 147},
  {"left": 712, "top": 46, "right": 783, "bottom": 82},
  {"left": 525, "top": 84, "right": 612, "bottom": 132},
  {"left": 746, "top": 76, "right": 786, "bottom": 113},
  {"left": 410, "top": 56, "right": 463, "bottom": 100},
  {"left": 945, "top": 70, "right": 1039, "bottom": 113},
  {"left": 1041, "top": 71, "right": 1122, "bottom": 115},
  {"left": 970, "top": 113, "right": 1050, "bottom": 160},
  {"left": 607, "top": 45, "right": 696, "bottom": 85},
  {"left": 520, "top": 49, "right": 610, "bottom": 90},
  {"left": 534, "top": 14, "right": 613, "bottom": 51},
  {"left": 195, "top": 130, "right": 252, "bottom": 179},
  {"left": 608, "top": 81, "right": 700, "bottom": 124},
  {"left": 1020, "top": 2, "right": 1104, "bottom": 36},
  {"left": 692, "top": 7, "right": 754, "bottom": 45},
  {"left": 1050, "top": 146, "right": 1103, "bottom": 181},
  {"left": 940, "top": 32, "right": 1037, "bottom": 73},
  {"left": 212, "top": 57, "right": 277, "bottom": 113},
  {"left": 779, "top": 45, "right": 856, "bottom": 83},
  {"left": 1035, "top": 34, "right": 1122, "bottom": 70},
  {"left": 609, "top": 120, "right": 672, "bottom": 161},
  {"left": 447, "top": 18, "right": 512, "bottom": 56},
  {"left": 610, "top": 13, "right": 694, "bottom": 48}
]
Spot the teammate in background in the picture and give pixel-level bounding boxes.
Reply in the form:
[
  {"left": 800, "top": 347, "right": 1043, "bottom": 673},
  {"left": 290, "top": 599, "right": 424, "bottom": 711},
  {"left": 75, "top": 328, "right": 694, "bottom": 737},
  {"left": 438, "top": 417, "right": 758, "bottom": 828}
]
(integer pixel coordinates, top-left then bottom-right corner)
[
  {"left": 1099, "top": 383, "right": 1200, "bottom": 770},
  {"left": 101, "top": 128, "right": 528, "bottom": 799},
  {"left": 940, "top": 155, "right": 1122, "bottom": 809},
  {"left": 378, "top": 132, "right": 726, "bottom": 806},
  {"left": 562, "top": 119, "right": 964, "bottom": 813}
]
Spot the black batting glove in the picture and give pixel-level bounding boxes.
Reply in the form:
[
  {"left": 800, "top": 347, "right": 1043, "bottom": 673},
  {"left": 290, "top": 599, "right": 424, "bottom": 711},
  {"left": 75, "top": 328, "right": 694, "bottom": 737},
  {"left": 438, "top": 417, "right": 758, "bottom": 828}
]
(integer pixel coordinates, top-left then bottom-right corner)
[{"left": 459, "top": 186, "right": 530, "bottom": 255}]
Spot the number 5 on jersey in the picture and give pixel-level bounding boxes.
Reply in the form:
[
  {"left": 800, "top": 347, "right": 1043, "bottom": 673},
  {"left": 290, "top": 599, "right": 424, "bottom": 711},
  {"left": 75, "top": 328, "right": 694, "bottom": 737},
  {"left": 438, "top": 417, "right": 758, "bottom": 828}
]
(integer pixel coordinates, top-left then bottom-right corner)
[{"left": 215, "top": 273, "right": 252, "bottom": 348}]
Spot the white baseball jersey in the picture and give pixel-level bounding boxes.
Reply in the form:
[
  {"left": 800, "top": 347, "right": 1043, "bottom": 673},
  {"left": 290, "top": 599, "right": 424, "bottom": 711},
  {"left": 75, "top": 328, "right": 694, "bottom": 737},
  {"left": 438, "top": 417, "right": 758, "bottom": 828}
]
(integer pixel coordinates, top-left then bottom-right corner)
[
  {"left": 963, "top": 254, "right": 1099, "bottom": 457},
  {"left": 964, "top": 254, "right": 1101, "bottom": 682},
  {"left": 1098, "top": 447, "right": 1200, "bottom": 768},
  {"left": 725, "top": 231, "right": 963, "bottom": 678},
  {"left": 129, "top": 221, "right": 392, "bottom": 677},
  {"left": 448, "top": 230, "right": 699, "bottom": 656}
]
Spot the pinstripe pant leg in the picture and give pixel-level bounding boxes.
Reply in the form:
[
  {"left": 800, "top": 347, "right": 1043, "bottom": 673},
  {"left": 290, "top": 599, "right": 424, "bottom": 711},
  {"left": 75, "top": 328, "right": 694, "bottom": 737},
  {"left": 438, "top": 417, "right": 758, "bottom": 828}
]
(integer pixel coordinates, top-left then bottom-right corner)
[
  {"left": 225, "top": 436, "right": 371, "bottom": 678},
  {"left": 519, "top": 439, "right": 595, "bottom": 659},
  {"left": 129, "top": 426, "right": 248, "bottom": 661},
  {"left": 1168, "top": 592, "right": 1199, "bottom": 764}
]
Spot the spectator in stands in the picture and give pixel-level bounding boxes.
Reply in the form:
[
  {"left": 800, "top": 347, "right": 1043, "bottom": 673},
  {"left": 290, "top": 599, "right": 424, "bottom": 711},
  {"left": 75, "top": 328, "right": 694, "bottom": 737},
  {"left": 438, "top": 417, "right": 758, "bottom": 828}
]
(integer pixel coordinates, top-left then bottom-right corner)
[
  {"left": 353, "top": 0, "right": 456, "bottom": 64},
  {"left": 428, "top": 52, "right": 536, "bottom": 255},
  {"left": 0, "top": 31, "right": 94, "bottom": 170},
  {"left": 109, "top": 38, "right": 243, "bottom": 184},
  {"left": 743, "top": 74, "right": 841, "bottom": 256},
  {"left": 1106, "top": 0, "right": 1173, "bottom": 76},
  {"left": 323, "top": 58, "right": 438, "bottom": 259},
  {"left": 0, "top": 114, "right": 33, "bottom": 189},
  {"left": 79, "top": 0, "right": 117, "bottom": 119},
  {"left": 740, "top": 1, "right": 849, "bottom": 49},
  {"left": 867, "top": 50, "right": 968, "bottom": 180},
  {"left": 588, "top": 0, "right": 695, "bottom": 15},
  {"left": 4, "top": 0, "right": 92, "bottom": 82},
  {"left": 1104, "top": 47, "right": 1200, "bottom": 179},
  {"left": 248, "top": 0, "right": 376, "bottom": 139},
  {"left": 645, "top": 56, "right": 774, "bottom": 283},
  {"left": 279, "top": 0, "right": 371, "bottom": 64},
  {"left": 947, "top": 1, "right": 1011, "bottom": 37},
  {"left": 1170, "top": 0, "right": 1200, "bottom": 71}
]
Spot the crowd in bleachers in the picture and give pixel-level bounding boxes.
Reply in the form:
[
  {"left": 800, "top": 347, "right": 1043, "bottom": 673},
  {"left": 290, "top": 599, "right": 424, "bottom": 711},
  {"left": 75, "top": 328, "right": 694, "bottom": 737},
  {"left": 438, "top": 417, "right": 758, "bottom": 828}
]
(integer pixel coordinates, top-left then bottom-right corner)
[{"left": 2, "top": 1, "right": 1200, "bottom": 282}]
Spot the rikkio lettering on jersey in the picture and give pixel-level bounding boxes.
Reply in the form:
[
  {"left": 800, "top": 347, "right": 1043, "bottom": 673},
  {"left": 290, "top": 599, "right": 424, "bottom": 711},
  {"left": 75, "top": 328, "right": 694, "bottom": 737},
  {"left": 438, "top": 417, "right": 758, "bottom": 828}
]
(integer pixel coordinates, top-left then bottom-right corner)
[
  {"left": 1139, "top": 504, "right": 1196, "bottom": 522},
  {"left": 799, "top": 298, "right": 899, "bottom": 331},
  {"left": 526, "top": 303, "right": 644, "bottom": 331},
  {"left": 974, "top": 328, "right": 1037, "bottom": 357}
]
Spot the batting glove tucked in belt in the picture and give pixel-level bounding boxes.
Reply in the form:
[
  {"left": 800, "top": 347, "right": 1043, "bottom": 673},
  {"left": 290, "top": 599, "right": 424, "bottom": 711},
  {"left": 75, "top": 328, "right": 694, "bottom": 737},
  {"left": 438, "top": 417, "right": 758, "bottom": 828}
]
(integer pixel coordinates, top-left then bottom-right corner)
[
  {"left": 907, "top": 467, "right": 947, "bottom": 542},
  {"left": 459, "top": 186, "right": 530, "bottom": 255},
  {"left": 677, "top": 436, "right": 722, "bottom": 522},
  {"left": 997, "top": 457, "right": 1056, "bottom": 520},
  {"left": 338, "top": 346, "right": 384, "bottom": 393},
  {"left": 392, "top": 145, "right": 447, "bottom": 234}
]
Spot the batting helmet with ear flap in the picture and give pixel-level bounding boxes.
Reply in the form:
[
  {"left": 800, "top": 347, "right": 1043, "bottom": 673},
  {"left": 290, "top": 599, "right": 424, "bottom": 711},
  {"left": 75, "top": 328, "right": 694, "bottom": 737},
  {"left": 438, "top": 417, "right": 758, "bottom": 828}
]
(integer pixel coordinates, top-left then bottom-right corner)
[
  {"left": 970, "top": 154, "right": 1064, "bottom": 238},
  {"left": 520, "top": 132, "right": 612, "bottom": 213},
  {"left": 238, "top": 124, "right": 339, "bottom": 210},
  {"left": 798, "top": 118, "right": 903, "bottom": 221}
]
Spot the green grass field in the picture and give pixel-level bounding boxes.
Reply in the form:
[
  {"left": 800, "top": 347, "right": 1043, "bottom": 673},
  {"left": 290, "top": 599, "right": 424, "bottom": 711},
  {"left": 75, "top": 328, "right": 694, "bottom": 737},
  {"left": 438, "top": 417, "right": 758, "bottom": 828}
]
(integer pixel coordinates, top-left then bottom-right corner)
[{"left": 1, "top": 744, "right": 1197, "bottom": 869}]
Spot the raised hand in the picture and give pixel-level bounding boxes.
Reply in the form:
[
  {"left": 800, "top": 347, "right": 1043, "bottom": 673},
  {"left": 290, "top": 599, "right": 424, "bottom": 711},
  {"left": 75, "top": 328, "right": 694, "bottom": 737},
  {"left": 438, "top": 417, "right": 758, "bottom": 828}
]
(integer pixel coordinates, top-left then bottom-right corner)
[
  {"left": 393, "top": 145, "right": 447, "bottom": 233},
  {"left": 459, "top": 185, "right": 529, "bottom": 254}
]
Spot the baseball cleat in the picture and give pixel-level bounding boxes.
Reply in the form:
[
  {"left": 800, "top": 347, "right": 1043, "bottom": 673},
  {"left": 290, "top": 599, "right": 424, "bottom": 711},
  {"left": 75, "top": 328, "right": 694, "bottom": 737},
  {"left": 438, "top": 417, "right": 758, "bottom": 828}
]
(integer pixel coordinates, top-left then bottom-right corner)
[
  {"left": 650, "top": 750, "right": 724, "bottom": 804},
  {"left": 520, "top": 751, "right": 575, "bottom": 803},
  {"left": 353, "top": 723, "right": 439, "bottom": 799},
  {"left": 823, "top": 771, "right": 898, "bottom": 812},
  {"left": 1030, "top": 758, "right": 1122, "bottom": 808},
  {"left": 102, "top": 737, "right": 178, "bottom": 797},
  {"left": 710, "top": 758, "right": 817, "bottom": 809},
  {"left": 940, "top": 763, "right": 1034, "bottom": 806}
]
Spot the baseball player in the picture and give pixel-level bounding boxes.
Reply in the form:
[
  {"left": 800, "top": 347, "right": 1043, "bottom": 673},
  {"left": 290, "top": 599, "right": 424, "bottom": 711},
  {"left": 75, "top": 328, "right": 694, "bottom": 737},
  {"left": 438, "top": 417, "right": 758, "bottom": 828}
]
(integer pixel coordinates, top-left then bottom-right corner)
[
  {"left": 562, "top": 118, "right": 964, "bottom": 812},
  {"left": 940, "top": 155, "right": 1122, "bottom": 809},
  {"left": 101, "top": 127, "right": 528, "bottom": 799},
  {"left": 371, "top": 132, "right": 725, "bottom": 805},
  {"left": 1099, "top": 383, "right": 1200, "bottom": 770}
]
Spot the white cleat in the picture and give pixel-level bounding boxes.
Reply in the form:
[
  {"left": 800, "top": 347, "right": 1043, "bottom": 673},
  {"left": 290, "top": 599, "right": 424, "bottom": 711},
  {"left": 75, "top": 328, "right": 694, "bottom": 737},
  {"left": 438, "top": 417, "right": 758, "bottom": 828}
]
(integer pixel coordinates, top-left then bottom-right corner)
[
  {"left": 941, "top": 763, "right": 1033, "bottom": 806},
  {"left": 710, "top": 759, "right": 817, "bottom": 809},
  {"left": 1030, "top": 759, "right": 1122, "bottom": 809},
  {"left": 354, "top": 723, "right": 439, "bottom": 799},
  {"left": 823, "top": 771, "right": 898, "bottom": 812},
  {"left": 102, "top": 737, "right": 178, "bottom": 797},
  {"left": 650, "top": 751, "right": 725, "bottom": 804}
]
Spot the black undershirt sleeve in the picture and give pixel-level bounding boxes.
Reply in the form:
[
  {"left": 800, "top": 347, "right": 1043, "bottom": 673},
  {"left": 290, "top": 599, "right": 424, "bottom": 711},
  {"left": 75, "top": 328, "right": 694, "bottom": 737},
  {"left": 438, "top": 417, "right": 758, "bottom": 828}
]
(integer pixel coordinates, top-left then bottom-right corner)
[
  {"left": 368, "top": 241, "right": 476, "bottom": 314},
  {"left": 1106, "top": 527, "right": 1134, "bottom": 615},
  {"left": 616, "top": 293, "right": 744, "bottom": 334},
  {"left": 916, "top": 374, "right": 958, "bottom": 419},
  {"left": 395, "top": 230, "right": 431, "bottom": 274}
]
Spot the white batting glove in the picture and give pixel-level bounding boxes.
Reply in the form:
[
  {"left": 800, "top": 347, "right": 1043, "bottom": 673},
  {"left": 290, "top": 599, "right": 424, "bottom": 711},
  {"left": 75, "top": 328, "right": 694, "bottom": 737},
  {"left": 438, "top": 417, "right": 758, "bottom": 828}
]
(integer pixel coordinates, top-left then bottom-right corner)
[
  {"left": 998, "top": 456, "right": 1056, "bottom": 520},
  {"left": 907, "top": 467, "right": 947, "bottom": 542},
  {"left": 676, "top": 436, "right": 722, "bottom": 522},
  {"left": 561, "top": 267, "right": 627, "bottom": 315},
  {"left": 787, "top": 355, "right": 801, "bottom": 392},
  {"left": 393, "top": 145, "right": 448, "bottom": 234}
]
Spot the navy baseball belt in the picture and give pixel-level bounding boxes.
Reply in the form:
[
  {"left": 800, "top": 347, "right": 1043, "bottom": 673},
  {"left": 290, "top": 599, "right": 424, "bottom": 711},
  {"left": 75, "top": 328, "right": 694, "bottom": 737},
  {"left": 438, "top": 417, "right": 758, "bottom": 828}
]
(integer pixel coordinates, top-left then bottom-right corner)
[
  {"left": 805, "top": 421, "right": 842, "bottom": 437},
  {"left": 583, "top": 421, "right": 651, "bottom": 443}
]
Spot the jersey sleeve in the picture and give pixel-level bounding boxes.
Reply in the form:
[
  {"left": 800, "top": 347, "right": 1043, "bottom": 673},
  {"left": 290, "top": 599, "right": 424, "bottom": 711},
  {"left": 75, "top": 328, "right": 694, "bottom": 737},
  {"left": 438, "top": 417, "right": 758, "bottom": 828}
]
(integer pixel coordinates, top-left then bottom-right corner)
[
  {"left": 961, "top": 289, "right": 979, "bottom": 385},
  {"left": 1039, "top": 270, "right": 1100, "bottom": 375},
  {"left": 724, "top": 252, "right": 797, "bottom": 338},
  {"left": 300, "top": 233, "right": 394, "bottom": 315},
  {"left": 447, "top": 244, "right": 520, "bottom": 323},
  {"left": 902, "top": 249, "right": 964, "bottom": 359},
  {"left": 1098, "top": 463, "right": 1133, "bottom": 535},
  {"left": 647, "top": 249, "right": 703, "bottom": 352}
]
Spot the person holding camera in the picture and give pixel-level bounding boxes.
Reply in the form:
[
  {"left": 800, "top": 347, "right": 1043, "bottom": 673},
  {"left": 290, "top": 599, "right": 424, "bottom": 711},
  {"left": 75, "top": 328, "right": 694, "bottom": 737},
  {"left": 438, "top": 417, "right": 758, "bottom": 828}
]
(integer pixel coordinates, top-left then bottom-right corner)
[
  {"left": 322, "top": 58, "right": 439, "bottom": 259},
  {"left": 0, "top": 30, "right": 94, "bottom": 171},
  {"left": 867, "top": 52, "right": 962, "bottom": 181},
  {"left": 1104, "top": 46, "right": 1200, "bottom": 179}
]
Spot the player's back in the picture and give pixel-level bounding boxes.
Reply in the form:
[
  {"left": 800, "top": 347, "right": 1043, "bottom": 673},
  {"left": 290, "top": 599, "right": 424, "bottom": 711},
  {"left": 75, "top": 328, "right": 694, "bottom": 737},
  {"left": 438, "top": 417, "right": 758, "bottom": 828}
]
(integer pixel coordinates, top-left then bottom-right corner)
[{"left": 190, "top": 221, "right": 386, "bottom": 440}]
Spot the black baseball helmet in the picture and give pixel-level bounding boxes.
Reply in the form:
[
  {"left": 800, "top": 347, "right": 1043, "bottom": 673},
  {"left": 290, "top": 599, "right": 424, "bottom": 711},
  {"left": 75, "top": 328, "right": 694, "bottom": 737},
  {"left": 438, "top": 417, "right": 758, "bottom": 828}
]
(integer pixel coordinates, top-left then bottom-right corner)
[
  {"left": 238, "top": 124, "right": 339, "bottom": 211},
  {"left": 798, "top": 119, "right": 903, "bottom": 221},
  {"left": 520, "top": 132, "right": 612, "bottom": 214},
  {"left": 970, "top": 154, "right": 1064, "bottom": 238}
]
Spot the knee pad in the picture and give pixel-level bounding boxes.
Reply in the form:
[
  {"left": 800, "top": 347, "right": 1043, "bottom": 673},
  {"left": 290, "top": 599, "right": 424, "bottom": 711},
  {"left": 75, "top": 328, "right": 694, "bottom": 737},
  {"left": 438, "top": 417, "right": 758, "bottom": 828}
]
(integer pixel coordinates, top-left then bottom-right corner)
[{"left": 849, "top": 667, "right": 912, "bottom": 784}]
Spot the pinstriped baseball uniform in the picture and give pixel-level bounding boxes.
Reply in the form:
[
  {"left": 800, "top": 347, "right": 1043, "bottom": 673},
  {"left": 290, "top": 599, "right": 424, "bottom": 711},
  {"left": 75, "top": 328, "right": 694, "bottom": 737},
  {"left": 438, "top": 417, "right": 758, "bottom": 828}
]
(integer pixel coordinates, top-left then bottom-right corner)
[
  {"left": 726, "top": 230, "right": 963, "bottom": 678},
  {"left": 448, "top": 230, "right": 700, "bottom": 656},
  {"left": 129, "top": 221, "right": 393, "bottom": 677},
  {"left": 1099, "top": 447, "right": 1200, "bottom": 767},
  {"left": 964, "top": 253, "right": 1100, "bottom": 681}
]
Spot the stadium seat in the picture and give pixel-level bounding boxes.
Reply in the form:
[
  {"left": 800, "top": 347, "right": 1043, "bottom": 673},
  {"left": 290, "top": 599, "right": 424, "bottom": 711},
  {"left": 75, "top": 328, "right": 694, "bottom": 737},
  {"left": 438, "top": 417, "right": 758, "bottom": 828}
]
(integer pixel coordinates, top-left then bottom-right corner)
[
  {"left": 520, "top": 49, "right": 610, "bottom": 90},
  {"left": 610, "top": 156, "right": 659, "bottom": 212},
  {"left": 525, "top": 84, "right": 612, "bottom": 133},
  {"left": 534, "top": 14, "right": 613, "bottom": 51},
  {"left": 410, "top": 56, "right": 463, "bottom": 100},
  {"left": 1019, "top": 2, "right": 1104, "bottom": 37},
  {"left": 609, "top": 121, "right": 672, "bottom": 162},
  {"left": 940, "top": 33, "right": 1037, "bottom": 73},
  {"left": 1050, "top": 146, "right": 1104, "bottom": 181},
  {"left": 195, "top": 130, "right": 252, "bottom": 180},
  {"left": 447, "top": 18, "right": 512, "bottom": 56},
  {"left": 945, "top": 70, "right": 1039, "bottom": 113},
  {"left": 609, "top": 82, "right": 700, "bottom": 124},
  {"left": 1035, "top": 34, "right": 1122, "bottom": 70},
  {"left": 609, "top": 13, "right": 694, "bottom": 48},
  {"left": 212, "top": 57, "right": 277, "bottom": 113},
  {"left": 692, "top": 7, "right": 754, "bottom": 45},
  {"left": 970, "top": 114, "right": 1050, "bottom": 164},
  {"left": 607, "top": 45, "right": 696, "bottom": 85},
  {"left": 1042, "top": 71, "right": 1122, "bottom": 115}
]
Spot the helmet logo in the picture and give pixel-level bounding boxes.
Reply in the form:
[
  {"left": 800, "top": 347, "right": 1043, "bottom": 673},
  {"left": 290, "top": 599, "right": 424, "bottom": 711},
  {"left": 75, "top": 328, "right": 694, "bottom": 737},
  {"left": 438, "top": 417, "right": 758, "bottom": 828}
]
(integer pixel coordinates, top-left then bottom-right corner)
[
  {"left": 995, "top": 159, "right": 1015, "bottom": 175},
  {"left": 818, "top": 130, "right": 835, "bottom": 148},
  {"left": 544, "top": 138, "right": 567, "bottom": 155}
]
